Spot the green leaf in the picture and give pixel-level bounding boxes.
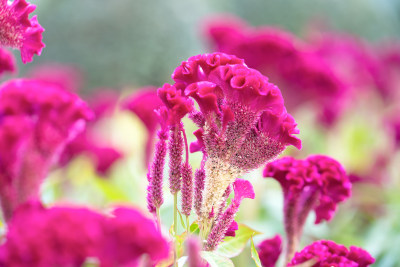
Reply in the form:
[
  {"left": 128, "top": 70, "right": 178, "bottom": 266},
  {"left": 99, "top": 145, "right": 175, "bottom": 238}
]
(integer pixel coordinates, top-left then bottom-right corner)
[
  {"left": 190, "top": 221, "right": 199, "bottom": 234},
  {"left": 250, "top": 235, "right": 262, "bottom": 267},
  {"left": 177, "top": 209, "right": 187, "bottom": 230},
  {"left": 201, "top": 251, "right": 234, "bottom": 267},
  {"left": 217, "top": 223, "right": 262, "bottom": 258},
  {"left": 175, "top": 232, "right": 188, "bottom": 259}
]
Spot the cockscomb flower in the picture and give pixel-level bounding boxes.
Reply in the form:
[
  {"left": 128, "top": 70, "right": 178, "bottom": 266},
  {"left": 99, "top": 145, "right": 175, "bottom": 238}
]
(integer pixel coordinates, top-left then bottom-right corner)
[
  {"left": 288, "top": 240, "right": 375, "bottom": 267},
  {"left": 0, "top": 47, "right": 15, "bottom": 76},
  {"left": 0, "top": 79, "right": 93, "bottom": 220},
  {"left": 122, "top": 87, "right": 164, "bottom": 166},
  {"left": 204, "top": 16, "right": 347, "bottom": 125},
  {"left": 205, "top": 179, "right": 255, "bottom": 250},
  {"left": 0, "top": 0, "right": 45, "bottom": 63},
  {"left": 263, "top": 155, "right": 351, "bottom": 263},
  {"left": 171, "top": 52, "right": 300, "bottom": 225},
  {"left": 0, "top": 202, "right": 170, "bottom": 267},
  {"left": 257, "top": 235, "right": 282, "bottom": 267}
]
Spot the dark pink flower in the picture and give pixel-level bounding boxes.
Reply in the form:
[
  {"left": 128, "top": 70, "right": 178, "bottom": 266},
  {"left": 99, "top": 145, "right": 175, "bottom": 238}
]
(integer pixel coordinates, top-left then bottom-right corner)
[
  {"left": 264, "top": 155, "right": 351, "bottom": 263},
  {"left": 224, "top": 220, "right": 238, "bottom": 237},
  {"left": 289, "top": 240, "right": 375, "bottom": 267},
  {"left": 0, "top": 0, "right": 45, "bottom": 63},
  {"left": 0, "top": 47, "right": 16, "bottom": 76},
  {"left": 186, "top": 237, "right": 207, "bottom": 267},
  {"left": 0, "top": 79, "right": 93, "bottom": 220},
  {"left": 0, "top": 203, "right": 170, "bottom": 267},
  {"left": 257, "top": 235, "right": 282, "bottom": 267},
  {"left": 27, "top": 63, "right": 84, "bottom": 92},
  {"left": 122, "top": 87, "right": 164, "bottom": 166}
]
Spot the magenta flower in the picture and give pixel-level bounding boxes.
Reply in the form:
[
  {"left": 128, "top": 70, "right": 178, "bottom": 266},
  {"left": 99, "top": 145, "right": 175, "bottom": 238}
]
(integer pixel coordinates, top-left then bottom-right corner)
[
  {"left": 122, "top": 87, "right": 164, "bottom": 166},
  {"left": 205, "top": 16, "right": 346, "bottom": 125},
  {"left": 0, "top": 47, "right": 16, "bottom": 76},
  {"left": 171, "top": 52, "right": 300, "bottom": 222},
  {"left": 289, "top": 240, "right": 375, "bottom": 267},
  {"left": 0, "top": 202, "right": 170, "bottom": 267},
  {"left": 263, "top": 155, "right": 351, "bottom": 263},
  {"left": 186, "top": 237, "right": 207, "bottom": 267},
  {"left": 257, "top": 235, "right": 282, "bottom": 267},
  {"left": 0, "top": 0, "right": 45, "bottom": 63},
  {"left": 0, "top": 79, "right": 93, "bottom": 220},
  {"left": 205, "top": 179, "right": 255, "bottom": 250}
]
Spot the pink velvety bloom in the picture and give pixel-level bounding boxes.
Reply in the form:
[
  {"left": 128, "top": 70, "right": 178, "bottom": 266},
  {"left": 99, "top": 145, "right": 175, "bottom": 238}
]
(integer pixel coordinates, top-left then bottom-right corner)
[
  {"left": 205, "top": 179, "right": 255, "bottom": 250},
  {"left": 0, "top": 47, "right": 16, "bottom": 76},
  {"left": 263, "top": 155, "right": 351, "bottom": 263},
  {"left": 257, "top": 235, "right": 282, "bottom": 267},
  {"left": 224, "top": 220, "right": 238, "bottom": 237},
  {"left": 0, "top": 203, "right": 170, "bottom": 267},
  {"left": 0, "top": 79, "right": 93, "bottom": 220},
  {"left": 186, "top": 237, "right": 207, "bottom": 267},
  {"left": 173, "top": 52, "right": 300, "bottom": 170},
  {"left": 289, "top": 240, "right": 375, "bottom": 267},
  {"left": 122, "top": 87, "right": 164, "bottom": 166},
  {"left": 27, "top": 63, "right": 84, "bottom": 92},
  {"left": 204, "top": 16, "right": 346, "bottom": 126},
  {"left": 0, "top": 0, "right": 45, "bottom": 63}
]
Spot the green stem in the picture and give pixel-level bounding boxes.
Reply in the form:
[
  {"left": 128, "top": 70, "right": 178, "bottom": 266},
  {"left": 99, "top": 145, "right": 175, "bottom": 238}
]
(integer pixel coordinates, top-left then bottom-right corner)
[
  {"left": 156, "top": 207, "right": 161, "bottom": 232},
  {"left": 173, "top": 193, "right": 178, "bottom": 267},
  {"left": 186, "top": 215, "right": 190, "bottom": 233}
]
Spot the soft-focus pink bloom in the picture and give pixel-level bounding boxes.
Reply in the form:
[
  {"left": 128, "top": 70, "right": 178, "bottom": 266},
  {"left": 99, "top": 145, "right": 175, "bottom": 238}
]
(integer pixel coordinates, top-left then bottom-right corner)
[
  {"left": 289, "top": 240, "right": 375, "bottom": 267},
  {"left": 122, "top": 87, "right": 164, "bottom": 166},
  {"left": 204, "top": 16, "right": 346, "bottom": 126},
  {"left": 0, "top": 79, "right": 93, "bottom": 220},
  {"left": 27, "top": 63, "right": 84, "bottom": 92},
  {"left": 186, "top": 237, "right": 207, "bottom": 267},
  {"left": 0, "top": 202, "right": 170, "bottom": 267},
  {"left": 0, "top": 47, "right": 16, "bottom": 76},
  {"left": 0, "top": 0, "right": 45, "bottom": 63},
  {"left": 257, "top": 235, "right": 282, "bottom": 267}
]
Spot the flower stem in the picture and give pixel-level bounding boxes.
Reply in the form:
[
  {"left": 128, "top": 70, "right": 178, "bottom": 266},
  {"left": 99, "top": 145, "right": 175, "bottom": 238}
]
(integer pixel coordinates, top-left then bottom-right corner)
[
  {"left": 156, "top": 207, "right": 161, "bottom": 231},
  {"left": 186, "top": 215, "right": 190, "bottom": 233}
]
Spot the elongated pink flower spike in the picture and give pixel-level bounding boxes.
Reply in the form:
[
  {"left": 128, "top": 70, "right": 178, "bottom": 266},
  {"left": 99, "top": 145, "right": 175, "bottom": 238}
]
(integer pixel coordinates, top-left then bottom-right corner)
[
  {"left": 289, "top": 240, "right": 375, "bottom": 267},
  {"left": 172, "top": 52, "right": 300, "bottom": 226},
  {"left": 263, "top": 155, "right": 351, "bottom": 264},
  {"left": 0, "top": 79, "right": 93, "bottom": 221},
  {"left": 205, "top": 179, "right": 255, "bottom": 251},
  {"left": 0, "top": 0, "right": 45, "bottom": 63}
]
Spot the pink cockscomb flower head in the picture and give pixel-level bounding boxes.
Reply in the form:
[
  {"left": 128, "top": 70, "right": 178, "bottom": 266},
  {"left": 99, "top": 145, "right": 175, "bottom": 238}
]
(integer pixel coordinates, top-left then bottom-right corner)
[
  {"left": 289, "top": 240, "right": 375, "bottom": 267},
  {"left": 122, "top": 87, "right": 164, "bottom": 167},
  {"left": 171, "top": 52, "right": 300, "bottom": 223},
  {"left": 0, "top": 79, "right": 93, "bottom": 220},
  {"left": 0, "top": 0, "right": 45, "bottom": 63},
  {"left": 0, "top": 47, "right": 16, "bottom": 76},
  {"left": 205, "top": 179, "right": 255, "bottom": 251},
  {"left": 263, "top": 155, "right": 351, "bottom": 264},
  {"left": 257, "top": 235, "right": 282, "bottom": 267},
  {"left": 101, "top": 207, "right": 170, "bottom": 266},
  {"left": 205, "top": 16, "right": 347, "bottom": 126}
]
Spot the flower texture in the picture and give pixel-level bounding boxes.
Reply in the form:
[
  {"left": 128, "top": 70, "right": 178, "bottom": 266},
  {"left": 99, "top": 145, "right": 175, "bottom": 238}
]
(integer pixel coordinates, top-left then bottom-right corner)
[
  {"left": 0, "top": 202, "right": 170, "bottom": 267},
  {"left": 205, "top": 16, "right": 346, "bottom": 125},
  {"left": 288, "top": 240, "right": 375, "bottom": 267},
  {"left": 257, "top": 235, "right": 282, "bottom": 267},
  {"left": 0, "top": 0, "right": 45, "bottom": 63},
  {"left": 0, "top": 79, "right": 93, "bottom": 220},
  {"left": 263, "top": 155, "right": 351, "bottom": 263},
  {"left": 171, "top": 52, "right": 300, "bottom": 222}
]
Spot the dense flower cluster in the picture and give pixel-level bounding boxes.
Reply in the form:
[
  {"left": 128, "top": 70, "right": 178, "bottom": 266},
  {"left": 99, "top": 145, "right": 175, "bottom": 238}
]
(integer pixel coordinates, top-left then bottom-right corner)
[
  {"left": 289, "top": 240, "right": 375, "bottom": 267},
  {"left": 0, "top": 79, "right": 93, "bottom": 220},
  {"left": 0, "top": 47, "right": 15, "bottom": 76},
  {"left": 0, "top": 202, "right": 170, "bottom": 267},
  {"left": 0, "top": 0, "right": 45, "bottom": 63}
]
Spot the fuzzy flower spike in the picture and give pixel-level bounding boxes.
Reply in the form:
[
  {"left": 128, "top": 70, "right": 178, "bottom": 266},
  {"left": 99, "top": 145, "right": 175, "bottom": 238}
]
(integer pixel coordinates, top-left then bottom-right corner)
[
  {"left": 172, "top": 52, "right": 301, "bottom": 234},
  {"left": 0, "top": 0, "right": 45, "bottom": 63},
  {"left": 263, "top": 155, "right": 351, "bottom": 264}
]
